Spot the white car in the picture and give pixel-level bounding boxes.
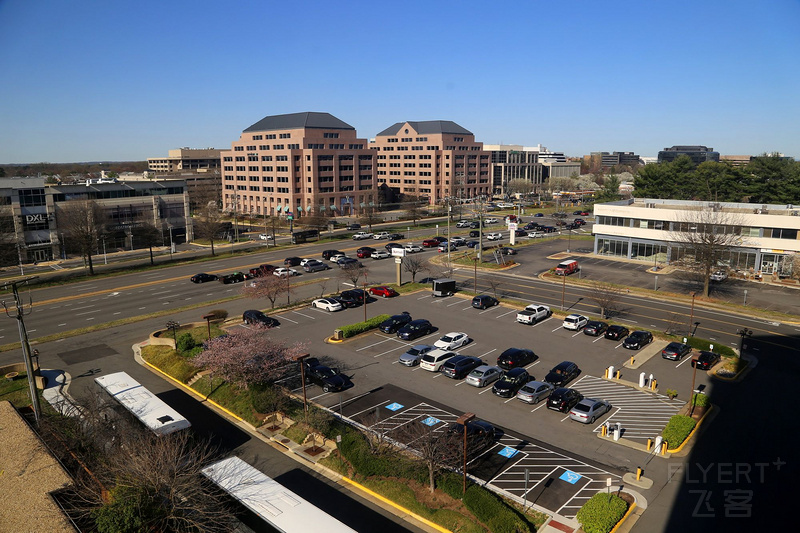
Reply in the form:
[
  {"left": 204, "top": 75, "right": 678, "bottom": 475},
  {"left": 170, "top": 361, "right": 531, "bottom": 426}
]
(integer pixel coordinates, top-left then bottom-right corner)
[
  {"left": 486, "top": 232, "right": 503, "bottom": 241},
  {"left": 371, "top": 250, "right": 390, "bottom": 259},
  {"left": 710, "top": 270, "right": 728, "bottom": 282},
  {"left": 373, "top": 232, "right": 391, "bottom": 240},
  {"left": 527, "top": 231, "right": 544, "bottom": 238},
  {"left": 562, "top": 314, "right": 588, "bottom": 331},
  {"left": 484, "top": 218, "right": 498, "bottom": 224},
  {"left": 273, "top": 267, "right": 299, "bottom": 277},
  {"left": 312, "top": 298, "right": 343, "bottom": 312},
  {"left": 404, "top": 244, "right": 423, "bottom": 253},
  {"left": 434, "top": 331, "right": 469, "bottom": 350},
  {"left": 329, "top": 253, "right": 347, "bottom": 262},
  {"left": 258, "top": 233, "right": 273, "bottom": 240},
  {"left": 299, "top": 258, "right": 314, "bottom": 267},
  {"left": 456, "top": 221, "right": 472, "bottom": 228}
]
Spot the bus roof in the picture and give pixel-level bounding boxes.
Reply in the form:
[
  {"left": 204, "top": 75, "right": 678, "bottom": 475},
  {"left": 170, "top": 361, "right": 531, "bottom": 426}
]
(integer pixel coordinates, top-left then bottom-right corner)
[{"left": 94, "top": 372, "right": 191, "bottom": 436}]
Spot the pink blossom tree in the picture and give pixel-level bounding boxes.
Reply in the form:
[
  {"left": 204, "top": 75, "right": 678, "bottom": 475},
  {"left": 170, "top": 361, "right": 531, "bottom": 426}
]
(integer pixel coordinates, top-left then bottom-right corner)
[
  {"left": 242, "top": 275, "right": 291, "bottom": 308},
  {"left": 191, "top": 326, "right": 306, "bottom": 388}
]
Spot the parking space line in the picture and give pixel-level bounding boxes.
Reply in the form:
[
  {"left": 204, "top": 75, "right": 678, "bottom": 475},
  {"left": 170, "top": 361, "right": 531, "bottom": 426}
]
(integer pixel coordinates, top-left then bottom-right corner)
[
  {"left": 292, "top": 310, "right": 315, "bottom": 319},
  {"left": 551, "top": 326, "right": 562, "bottom": 332},
  {"left": 675, "top": 357, "right": 692, "bottom": 368},
  {"left": 274, "top": 315, "right": 298, "bottom": 323},
  {"left": 557, "top": 478, "right": 594, "bottom": 515},
  {"left": 348, "top": 399, "right": 394, "bottom": 419},
  {"left": 372, "top": 339, "right": 412, "bottom": 358},
  {"left": 357, "top": 335, "right": 399, "bottom": 352},
  {"left": 446, "top": 301, "right": 463, "bottom": 307},
  {"left": 496, "top": 309, "right": 517, "bottom": 318}
]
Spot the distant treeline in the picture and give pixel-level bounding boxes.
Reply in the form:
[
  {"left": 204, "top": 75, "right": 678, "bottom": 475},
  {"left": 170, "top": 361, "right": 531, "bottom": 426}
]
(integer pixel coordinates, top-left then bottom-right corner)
[
  {"left": 0, "top": 161, "right": 149, "bottom": 179},
  {"left": 633, "top": 154, "right": 800, "bottom": 204}
]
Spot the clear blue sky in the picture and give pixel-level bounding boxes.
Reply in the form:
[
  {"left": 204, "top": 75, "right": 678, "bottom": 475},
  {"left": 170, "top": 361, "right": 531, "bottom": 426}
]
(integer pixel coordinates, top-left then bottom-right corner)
[{"left": 1, "top": 0, "right": 798, "bottom": 164}]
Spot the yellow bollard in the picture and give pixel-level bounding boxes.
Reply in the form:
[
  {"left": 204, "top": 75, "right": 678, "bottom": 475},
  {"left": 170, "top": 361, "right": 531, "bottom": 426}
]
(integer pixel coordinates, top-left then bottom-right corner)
[
  {"left": 615, "top": 370, "right": 621, "bottom": 379},
  {"left": 651, "top": 379, "right": 657, "bottom": 390},
  {"left": 604, "top": 368, "right": 609, "bottom": 379},
  {"left": 661, "top": 441, "right": 668, "bottom": 455},
  {"left": 647, "top": 438, "right": 652, "bottom": 451},
  {"left": 630, "top": 356, "right": 635, "bottom": 366},
  {"left": 636, "top": 467, "right": 643, "bottom": 481},
  {"left": 601, "top": 424, "right": 607, "bottom": 437}
]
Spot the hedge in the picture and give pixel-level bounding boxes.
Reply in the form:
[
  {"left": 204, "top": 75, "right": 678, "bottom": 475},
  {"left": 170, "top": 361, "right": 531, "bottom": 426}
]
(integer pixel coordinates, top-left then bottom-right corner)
[
  {"left": 339, "top": 314, "right": 391, "bottom": 338},
  {"left": 463, "top": 484, "right": 532, "bottom": 533},
  {"left": 576, "top": 493, "right": 628, "bottom": 533},
  {"left": 686, "top": 337, "right": 736, "bottom": 357},
  {"left": 662, "top": 415, "right": 696, "bottom": 448},
  {"left": 691, "top": 393, "right": 710, "bottom": 407}
]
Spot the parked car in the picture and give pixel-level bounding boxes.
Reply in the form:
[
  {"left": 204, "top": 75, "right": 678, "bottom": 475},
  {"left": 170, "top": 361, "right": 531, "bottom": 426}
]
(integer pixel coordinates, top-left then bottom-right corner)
[
  {"left": 583, "top": 321, "right": 608, "bottom": 336},
  {"left": 356, "top": 246, "right": 376, "bottom": 258},
  {"left": 302, "top": 260, "right": 330, "bottom": 273},
  {"left": 373, "top": 232, "right": 391, "bottom": 240},
  {"left": 544, "top": 361, "right": 580, "bottom": 386},
  {"left": 191, "top": 273, "right": 218, "bottom": 283},
  {"left": 450, "top": 236, "right": 466, "bottom": 246},
  {"left": 441, "top": 419, "right": 496, "bottom": 458},
  {"left": 283, "top": 257, "right": 302, "bottom": 266},
  {"left": 572, "top": 210, "right": 584, "bottom": 215},
  {"left": 337, "top": 258, "right": 363, "bottom": 269},
  {"left": 547, "top": 387, "right": 584, "bottom": 412},
  {"left": 322, "top": 250, "right": 344, "bottom": 260},
  {"left": 516, "top": 380, "right": 555, "bottom": 404},
  {"left": 219, "top": 272, "right": 249, "bottom": 284},
  {"left": 692, "top": 351, "right": 721, "bottom": 370},
  {"left": 422, "top": 239, "right": 439, "bottom": 248},
  {"left": 404, "top": 244, "right": 423, "bottom": 253},
  {"left": 472, "top": 295, "right": 499, "bottom": 309},
  {"left": 242, "top": 310, "right": 279, "bottom": 327},
  {"left": 562, "top": 314, "right": 589, "bottom": 331},
  {"left": 468, "top": 230, "right": 480, "bottom": 238},
  {"left": 710, "top": 270, "right": 728, "bottom": 282},
  {"left": 303, "top": 359, "right": 349, "bottom": 393},
  {"left": 273, "top": 267, "right": 299, "bottom": 277},
  {"left": 497, "top": 347, "right": 537, "bottom": 370},
  {"left": 385, "top": 242, "right": 404, "bottom": 251},
  {"left": 604, "top": 325, "right": 630, "bottom": 341},
  {"left": 398, "top": 344, "right": 435, "bottom": 367},
  {"left": 516, "top": 304, "right": 551, "bottom": 325},
  {"left": 623, "top": 330, "right": 654, "bottom": 350},
  {"left": 466, "top": 240, "right": 479, "bottom": 248},
  {"left": 492, "top": 368, "right": 531, "bottom": 397},
  {"left": 380, "top": 312, "right": 413, "bottom": 333},
  {"left": 442, "top": 355, "right": 484, "bottom": 379},
  {"left": 465, "top": 365, "right": 503, "bottom": 387},
  {"left": 498, "top": 247, "right": 517, "bottom": 255},
  {"left": 434, "top": 332, "right": 469, "bottom": 350},
  {"left": 340, "top": 289, "right": 369, "bottom": 305},
  {"left": 419, "top": 348, "right": 457, "bottom": 372},
  {"left": 352, "top": 231, "right": 374, "bottom": 240},
  {"left": 371, "top": 250, "right": 390, "bottom": 259},
  {"left": 311, "top": 298, "right": 343, "bottom": 312},
  {"left": 569, "top": 398, "right": 612, "bottom": 424},
  {"left": 369, "top": 286, "right": 399, "bottom": 298},
  {"left": 397, "top": 319, "right": 434, "bottom": 341},
  {"left": 662, "top": 342, "right": 692, "bottom": 360},
  {"left": 486, "top": 232, "right": 503, "bottom": 241},
  {"left": 258, "top": 233, "right": 273, "bottom": 240},
  {"left": 554, "top": 260, "right": 579, "bottom": 276},
  {"left": 346, "top": 223, "right": 361, "bottom": 230}
]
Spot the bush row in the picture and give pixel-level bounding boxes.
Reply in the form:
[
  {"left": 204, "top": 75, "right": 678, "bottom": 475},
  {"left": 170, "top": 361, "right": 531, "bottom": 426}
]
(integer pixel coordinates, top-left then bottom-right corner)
[
  {"left": 576, "top": 493, "right": 628, "bottom": 533},
  {"left": 686, "top": 337, "right": 736, "bottom": 357},
  {"left": 339, "top": 314, "right": 391, "bottom": 338},
  {"left": 662, "top": 415, "right": 697, "bottom": 448},
  {"left": 463, "top": 484, "right": 532, "bottom": 533}
]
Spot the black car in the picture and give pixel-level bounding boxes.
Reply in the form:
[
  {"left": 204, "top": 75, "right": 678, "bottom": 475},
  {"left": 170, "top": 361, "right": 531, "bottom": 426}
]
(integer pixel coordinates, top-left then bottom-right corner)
[
  {"left": 583, "top": 321, "right": 608, "bottom": 336},
  {"left": 332, "top": 293, "right": 361, "bottom": 308},
  {"left": 432, "top": 236, "right": 448, "bottom": 243},
  {"left": 604, "top": 325, "right": 630, "bottom": 341},
  {"left": 662, "top": 342, "right": 692, "bottom": 360},
  {"left": 190, "top": 273, "right": 218, "bottom": 283},
  {"left": 379, "top": 312, "right": 413, "bottom": 334},
  {"left": 385, "top": 242, "right": 404, "bottom": 251},
  {"left": 547, "top": 387, "right": 584, "bottom": 412},
  {"left": 303, "top": 359, "right": 349, "bottom": 393},
  {"left": 242, "top": 310, "right": 279, "bottom": 327},
  {"left": 496, "top": 348, "right": 537, "bottom": 371},
  {"left": 346, "top": 223, "right": 361, "bottom": 230},
  {"left": 544, "top": 361, "right": 580, "bottom": 386},
  {"left": 442, "top": 419, "right": 496, "bottom": 458},
  {"left": 564, "top": 223, "right": 579, "bottom": 230},
  {"left": 469, "top": 221, "right": 481, "bottom": 229},
  {"left": 219, "top": 272, "right": 249, "bottom": 284},
  {"left": 466, "top": 240, "right": 479, "bottom": 248},
  {"left": 397, "top": 319, "right": 434, "bottom": 341},
  {"left": 388, "top": 233, "right": 404, "bottom": 240},
  {"left": 469, "top": 230, "right": 480, "bottom": 238},
  {"left": 338, "top": 257, "right": 363, "bottom": 269},
  {"left": 692, "top": 351, "right": 720, "bottom": 370},
  {"left": 472, "top": 295, "right": 499, "bottom": 309},
  {"left": 441, "top": 355, "right": 484, "bottom": 379},
  {"left": 283, "top": 256, "right": 302, "bottom": 266},
  {"left": 623, "top": 330, "right": 654, "bottom": 350},
  {"left": 492, "top": 368, "right": 531, "bottom": 397},
  {"left": 321, "top": 249, "right": 343, "bottom": 260},
  {"left": 339, "top": 289, "right": 369, "bottom": 305}
]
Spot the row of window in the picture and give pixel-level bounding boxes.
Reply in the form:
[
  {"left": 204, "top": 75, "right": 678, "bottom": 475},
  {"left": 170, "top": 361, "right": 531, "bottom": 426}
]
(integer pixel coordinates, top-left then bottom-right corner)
[{"left": 596, "top": 216, "right": 800, "bottom": 240}]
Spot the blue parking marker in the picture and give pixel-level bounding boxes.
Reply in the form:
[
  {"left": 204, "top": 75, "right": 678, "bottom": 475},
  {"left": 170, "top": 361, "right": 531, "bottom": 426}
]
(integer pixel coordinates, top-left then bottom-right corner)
[
  {"left": 385, "top": 402, "right": 404, "bottom": 411},
  {"left": 421, "top": 416, "right": 440, "bottom": 426},
  {"left": 498, "top": 446, "right": 519, "bottom": 458},
  {"left": 559, "top": 470, "right": 582, "bottom": 484}
]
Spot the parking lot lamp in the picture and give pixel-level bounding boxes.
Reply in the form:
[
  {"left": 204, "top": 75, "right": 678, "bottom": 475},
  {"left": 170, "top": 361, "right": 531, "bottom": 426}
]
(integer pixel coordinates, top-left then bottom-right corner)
[
  {"left": 457, "top": 412, "right": 476, "bottom": 495},
  {"left": 293, "top": 353, "right": 311, "bottom": 418},
  {"left": 202, "top": 313, "right": 215, "bottom": 341},
  {"left": 687, "top": 292, "right": 696, "bottom": 337},
  {"left": 736, "top": 327, "right": 752, "bottom": 357},
  {"left": 561, "top": 270, "right": 567, "bottom": 310},
  {"left": 166, "top": 320, "right": 180, "bottom": 350}
]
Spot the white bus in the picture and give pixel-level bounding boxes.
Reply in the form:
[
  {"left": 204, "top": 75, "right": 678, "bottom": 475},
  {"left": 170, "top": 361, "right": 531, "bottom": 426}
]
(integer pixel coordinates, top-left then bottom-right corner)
[
  {"left": 202, "top": 456, "right": 357, "bottom": 533},
  {"left": 94, "top": 371, "right": 191, "bottom": 436}
]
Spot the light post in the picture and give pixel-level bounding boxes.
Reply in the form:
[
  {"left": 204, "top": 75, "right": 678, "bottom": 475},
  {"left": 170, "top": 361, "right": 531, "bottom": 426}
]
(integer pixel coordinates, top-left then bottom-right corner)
[
  {"left": 473, "top": 256, "right": 478, "bottom": 293},
  {"left": 561, "top": 270, "right": 567, "bottom": 310},
  {"left": 102, "top": 237, "right": 107, "bottom": 265},
  {"left": 362, "top": 272, "right": 369, "bottom": 323},
  {"left": 202, "top": 313, "right": 215, "bottom": 341},
  {"left": 737, "top": 327, "right": 752, "bottom": 357},
  {"left": 447, "top": 204, "right": 452, "bottom": 266},
  {"left": 293, "top": 353, "right": 311, "bottom": 419},
  {"left": 566, "top": 226, "right": 572, "bottom": 253},
  {"left": 165, "top": 320, "right": 180, "bottom": 350},
  {"left": 457, "top": 412, "right": 476, "bottom": 495},
  {"left": 688, "top": 292, "right": 697, "bottom": 337},
  {"left": 168, "top": 224, "right": 174, "bottom": 258}
]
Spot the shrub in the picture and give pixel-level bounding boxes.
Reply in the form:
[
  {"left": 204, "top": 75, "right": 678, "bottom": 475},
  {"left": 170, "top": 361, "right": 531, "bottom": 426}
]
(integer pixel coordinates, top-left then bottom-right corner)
[
  {"left": 576, "top": 492, "right": 628, "bottom": 533},
  {"left": 438, "top": 472, "right": 464, "bottom": 500},
  {"left": 339, "top": 314, "right": 391, "bottom": 338},
  {"left": 686, "top": 337, "right": 735, "bottom": 357},
  {"left": 176, "top": 333, "right": 197, "bottom": 352},
  {"left": 662, "top": 415, "right": 696, "bottom": 449},
  {"left": 207, "top": 309, "right": 228, "bottom": 320},
  {"left": 691, "top": 393, "right": 710, "bottom": 407},
  {"left": 463, "top": 484, "right": 532, "bottom": 533}
]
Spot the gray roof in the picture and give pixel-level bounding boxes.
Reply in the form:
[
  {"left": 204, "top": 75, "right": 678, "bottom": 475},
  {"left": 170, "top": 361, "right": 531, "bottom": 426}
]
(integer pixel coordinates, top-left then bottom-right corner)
[
  {"left": 376, "top": 120, "right": 473, "bottom": 137},
  {"left": 244, "top": 112, "right": 355, "bottom": 133}
]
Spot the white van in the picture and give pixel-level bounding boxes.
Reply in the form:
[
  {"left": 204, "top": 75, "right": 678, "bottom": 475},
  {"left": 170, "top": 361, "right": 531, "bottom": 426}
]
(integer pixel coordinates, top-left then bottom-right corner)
[{"left": 419, "top": 348, "right": 457, "bottom": 372}]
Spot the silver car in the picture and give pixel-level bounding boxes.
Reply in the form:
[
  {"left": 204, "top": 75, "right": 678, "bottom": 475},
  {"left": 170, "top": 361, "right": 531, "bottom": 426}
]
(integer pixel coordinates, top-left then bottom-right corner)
[
  {"left": 465, "top": 365, "right": 503, "bottom": 387},
  {"left": 398, "top": 344, "right": 435, "bottom": 367},
  {"left": 516, "top": 380, "right": 555, "bottom": 404},
  {"left": 568, "top": 398, "right": 612, "bottom": 424}
]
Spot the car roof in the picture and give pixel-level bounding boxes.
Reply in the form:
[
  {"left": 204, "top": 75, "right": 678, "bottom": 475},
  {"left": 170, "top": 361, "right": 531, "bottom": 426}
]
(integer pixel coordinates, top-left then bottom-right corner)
[
  {"left": 554, "top": 361, "right": 575, "bottom": 369},
  {"left": 506, "top": 367, "right": 528, "bottom": 376}
]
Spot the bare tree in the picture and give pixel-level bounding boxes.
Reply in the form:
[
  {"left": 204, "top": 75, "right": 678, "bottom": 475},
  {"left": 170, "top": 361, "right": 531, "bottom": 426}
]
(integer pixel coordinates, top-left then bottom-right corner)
[
  {"left": 588, "top": 281, "right": 624, "bottom": 318},
  {"left": 669, "top": 208, "right": 747, "bottom": 297},
  {"left": 242, "top": 275, "right": 290, "bottom": 308},
  {"left": 359, "top": 211, "right": 383, "bottom": 232},
  {"left": 402, "top": 256, "right": 427, "bottom": 283},
  {"left": 193, "top": 202, "right": 225, "bottom": 256},
  {"left": 339, "top": 263, "right": 370, "bottom": 289},
  {"left": 485, "top": 275, "right": 502, "bottom": 299},
  {"left": 316, "top": 278, "right": 329, "bottom": 298},
  {"left": 0, "top": 211, "right": 19, "bottom": 267},
  {"left": 402, "top": 196, "right": 425, "bottom": 226},
  {"left": 133, "top": 218, "right": 163, "bottom": 266},
  {"left": 397, "top": 419, "right": 452, "bottom": 493},
  {"left": 506, "top": 178, "right": 534, "bottom": 198},
  {"left": 55, "top": 199, "right": 108, "bottom": 275}
]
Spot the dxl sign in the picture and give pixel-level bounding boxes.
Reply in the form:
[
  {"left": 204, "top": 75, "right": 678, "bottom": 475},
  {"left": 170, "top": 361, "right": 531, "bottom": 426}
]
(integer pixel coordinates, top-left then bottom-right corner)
[{"left": 25, "top": 213, "right": 47, "bottom": 224}]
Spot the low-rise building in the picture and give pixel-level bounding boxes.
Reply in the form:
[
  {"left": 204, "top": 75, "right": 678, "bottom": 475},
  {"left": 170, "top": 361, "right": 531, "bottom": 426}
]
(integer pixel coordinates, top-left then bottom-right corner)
[
  {"left": 657, "top": 145, "right": 720, "bottom": 164},
  {"left": 483, "top": 144, "right": 543, "bottom": 197},
  {"left": 148, "top": 147, "right": 222, "bottom": 173}
]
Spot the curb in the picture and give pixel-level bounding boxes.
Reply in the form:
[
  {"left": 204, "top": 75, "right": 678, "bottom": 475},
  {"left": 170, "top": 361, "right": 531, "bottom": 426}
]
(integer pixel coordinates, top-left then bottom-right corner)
[{"left": 609, "top": 502, "right": 637, "bottom": 533}]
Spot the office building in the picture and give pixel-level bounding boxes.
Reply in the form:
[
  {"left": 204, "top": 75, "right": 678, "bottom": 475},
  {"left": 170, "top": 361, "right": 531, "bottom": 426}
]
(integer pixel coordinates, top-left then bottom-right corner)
[
  {"left": 657, "top": 145, "right": 720, "bottom": 164},
  {"left": 483, "top": 145, "right": 543, "bottom": 197},
  {"left": 148, "top": 148, "right": 222, "bottom": 174},
  {"left": 584, "top": 151, "right": 642, "bottom": 169}
]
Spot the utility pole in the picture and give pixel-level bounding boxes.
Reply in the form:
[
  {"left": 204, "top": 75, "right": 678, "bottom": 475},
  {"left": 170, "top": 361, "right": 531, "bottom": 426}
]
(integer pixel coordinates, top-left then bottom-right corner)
[{"left": 1, "top": 277, "right": 42, "bottom": 424}]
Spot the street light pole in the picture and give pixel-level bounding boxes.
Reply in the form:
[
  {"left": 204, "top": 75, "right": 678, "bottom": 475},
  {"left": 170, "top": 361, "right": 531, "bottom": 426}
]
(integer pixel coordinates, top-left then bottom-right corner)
[
  {"left": 293, "top": 353, "right": 311, "bottom": 419},
  {"left": 457, "top": 412, "right": 476, "bottom": 495},
  {"left": 688, "top": 292, "right": 697, "bottom": 337}
]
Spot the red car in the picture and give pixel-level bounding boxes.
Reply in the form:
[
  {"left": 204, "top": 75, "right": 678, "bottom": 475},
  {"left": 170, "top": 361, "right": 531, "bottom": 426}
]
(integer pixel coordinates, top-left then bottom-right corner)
[
  {"left": 422, "top": 239, "right": 439, "bottom": 247},
  {"left": 368, "top": 286, "right": 399, "bottom": 298},
  {"left": 356, "top": 246, "right": 376, "bottom": 258}
]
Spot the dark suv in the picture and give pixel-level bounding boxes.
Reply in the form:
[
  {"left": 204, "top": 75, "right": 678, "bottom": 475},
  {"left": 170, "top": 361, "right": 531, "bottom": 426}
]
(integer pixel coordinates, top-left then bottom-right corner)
[
  {"left": 492, "top": 368, "right": 531, "bottom": 397},
  {"left": 662, "top": 342, "right": 692, "bottom": 360},
  {"left": 441, "top": 356, "right": 483, "bottom": 379},
  {"left": 397, "top": 319, "right": 434, "bottom": 341},
  {"left": 497, "top": 348, "right": 537, "bottom": 370},
  {"left": 547, "top": 387, "right": 584, "bottom": 412},
  {"left": 379, "top": 312, "right": 413, "bottom": 334},
  {"left": 544, "top": 361, "right": 580, "bottom": 386},
  {"left": 322, "top": 249, "right": 343, "bottom": 260},
  {"left": 472, "top": 295, "right": 499, "bottom": 309}
]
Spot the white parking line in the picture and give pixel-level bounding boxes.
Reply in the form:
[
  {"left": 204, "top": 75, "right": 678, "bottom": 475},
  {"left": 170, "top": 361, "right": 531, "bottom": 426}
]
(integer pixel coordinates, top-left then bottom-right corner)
[
  {"left": 551, "top": 326, "right": 562, "bottom": 332},
  {"left": 571, "top": 331, "right": 582, "bottom": 337},
  {"left": 675, "top": 357, "right": 693, "bottom": 368},
  {"left": 357, "top": 336, "right": 399, "bottom": 351},
  {"left": 292, "top": 310, "right": 315, "bottom": 319},
  {"left": 275, "top": 315, "right": 298, "bottom": 324},
  {"left": 446, "top": 301, "right": 462, "bottom": 307},
  {"left": 496, "top": 309, "right": 517, "bottom": 318}
]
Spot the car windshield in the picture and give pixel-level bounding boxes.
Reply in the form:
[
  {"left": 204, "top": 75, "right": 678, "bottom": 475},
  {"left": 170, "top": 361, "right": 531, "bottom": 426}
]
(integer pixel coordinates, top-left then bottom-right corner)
[
  {"left": 520, "top": 385, "right": 535, "bottom": 393},
  {"left": 407, "top": 347, "right": 422, "bottom": 356},
  {"left": 317, "top": 368, "right": 337, "bottom": 378},
  {"left": 441, "top": 336, "right": 454, "bottom": 342}
]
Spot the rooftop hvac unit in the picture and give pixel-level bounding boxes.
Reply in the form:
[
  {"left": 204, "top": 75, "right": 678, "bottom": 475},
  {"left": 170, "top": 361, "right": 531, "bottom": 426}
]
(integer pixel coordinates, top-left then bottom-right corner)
[{"left": 646, "top": 203, "right": 656, "bottom": 208}]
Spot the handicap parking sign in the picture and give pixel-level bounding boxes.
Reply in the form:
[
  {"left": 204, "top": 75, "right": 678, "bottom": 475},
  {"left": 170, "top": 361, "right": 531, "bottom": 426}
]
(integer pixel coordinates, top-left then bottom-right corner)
[
  {"left": 559, "top": 470, "right": 582, "bottom": 484},
  {"left": 385, "top": 402, "right": 404, "bottom": 411},
  {"left": 421, "top": 416, "right": 440, "bottom": 426},
  {"left": 498, "top": 446, "right": 519, "bottom": 458}
]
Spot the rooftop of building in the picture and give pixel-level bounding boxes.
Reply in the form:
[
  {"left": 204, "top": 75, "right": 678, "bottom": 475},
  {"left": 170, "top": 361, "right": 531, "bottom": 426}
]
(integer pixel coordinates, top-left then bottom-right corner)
[
  {"left": 603, "top": 198, "right": 800, "bottom": 216},
  {"left": 243, "top": 112, "right": 355, "bottom": 133},
  {"left": 376, "top": 120, "right": 472, "bottom": 137}
]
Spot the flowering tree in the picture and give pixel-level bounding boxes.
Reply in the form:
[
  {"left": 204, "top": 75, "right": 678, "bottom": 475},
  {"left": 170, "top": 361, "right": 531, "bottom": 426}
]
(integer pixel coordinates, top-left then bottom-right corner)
[
  {"left": 191, "top": 326, "right": 306, "bottom": 388},
  {"left": 241, "top": 275, "right": 290, "bottom": 308}
]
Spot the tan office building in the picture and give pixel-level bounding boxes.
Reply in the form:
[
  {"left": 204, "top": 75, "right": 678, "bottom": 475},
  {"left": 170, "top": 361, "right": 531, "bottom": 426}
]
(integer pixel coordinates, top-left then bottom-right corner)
[
  {"left": 220, "top": 112, "right": 376, "bottom": 218},
  {"left": 148, "top": 148, "right": 222, "bottom": 174},
  {"left": 370, "top": 121, "right": 491, "bottom": 204}
]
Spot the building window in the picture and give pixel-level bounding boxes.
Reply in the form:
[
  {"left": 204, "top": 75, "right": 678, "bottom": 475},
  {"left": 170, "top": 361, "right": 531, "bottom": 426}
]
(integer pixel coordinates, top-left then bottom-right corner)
[
  {"left": 323, "top": 132, "right": 339, "bottom": 138},
  {"left": 234, "top": 146, "right": 244, "bottom": 151},
  {"left": 279, "top": 133, "right": 291, "bottom": 139}
]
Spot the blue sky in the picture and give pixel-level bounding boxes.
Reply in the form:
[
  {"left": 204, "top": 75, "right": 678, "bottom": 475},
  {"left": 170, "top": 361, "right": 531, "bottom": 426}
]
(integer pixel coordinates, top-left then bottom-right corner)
[{"left": 1, "top": 0, "right": 798, "bottom": 164}]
